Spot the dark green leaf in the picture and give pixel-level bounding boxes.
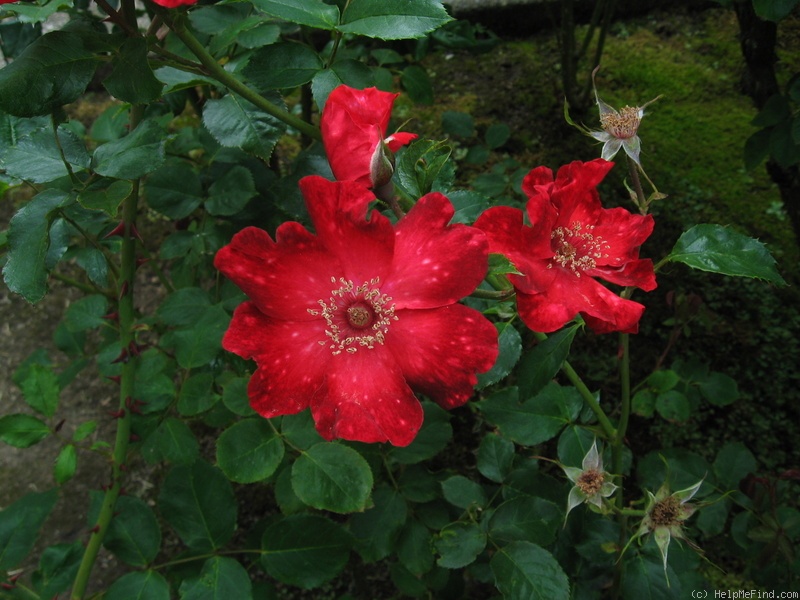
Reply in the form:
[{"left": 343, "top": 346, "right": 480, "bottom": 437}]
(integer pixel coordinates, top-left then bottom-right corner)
[
  {"left": 105, "top": 496, "right": 161, "bottom": 566},
  {"left": 154, "top": 66, "right": 217, "bottom": 95},
  {"left": 250, "top": 0, "right": 340, "bottom": 29},
  {"left": 397, "top": 518, "right": 434, "bottom": 576},
  {"left": 2, "top": 126, "right": 89, "bottom": 183},
  {"left": 203, "top": 94, "right": 286, "bottom": 161},
  {"left": 698, "top": 371, "right": 739, "bottom": 406},
  {"left": 485, "top": 123, "right": 510, "bottom": 149},
  {"left": 103, "top": 37, "right": 164, "bottom": 103},
  {"left": 448, "top": 189, "right": 490, "bottom": 225},
  {"left": 490, "top": 541, "right": 569, "bottom": 600},
  {"left": 205, "top": 165, "right": 258, "bottom": 216},
  {"left": 476, "top": 432, "right": 515, "bottom": 483},
  {"left": 0, "top": 414, "right": 50, "bottom": 448},
  {"left": 93, "top": 119, "right": 166, "bottom": 179},
  {"left": 156, "top": 287, "right": 212, "bottom": 327},
  {"left": 647, "top": 370, "right": 679, "bottom": 393},
  {"left": 714, "top": 442, "right": 757, "bottom": 490},
  {"left": 141, "top": 417, "right": 199, "bottom": 465},
  {"left": 339, "top": 0, "right": 453, "bottom": 40},
  {"left": 389, "top": 401, "right": 452, "bottom": 464},
  {"left": 53, "top": 444, "right": 77, "bottom": 484},
  {"left": 291, "top": 442, "right": 373, "bottom": 513},
  {"left": 216, "top": 418, "right": 285, "bottom": 483},
  {"left": 556, "top": 425, "right": 596, "bottom": 468},
  {"left": 64, "top": 294, "right": 109, "bottom": 332},
  {"left": 0, "top": 31, "right": 98, "bottom": 117},
  {"left": 350, "top": 486, "right": 407, "bottom": 562},
  {"left": 442, "top": 111, "right": 474, "bottom": 138},
  {"left": 753, "top": 0, "right": 800, "bottom": 21},
  {"left": 489, "top": 496, "right": 561, "bottom": 546},
  {"left": 244, "top": 42, "right": 323, "bottom": 90},
  {"left": 77, "top": 180, "right": 133, "bottom": 216},
  {"left": 441, "top": 475, "right": 486, "bottom": 509},
  {"left": 222, "top": 376, "right": 257, "bottom": 417},
  {"left": 311, "top": 60, "right": 376, "bottom": 109},
  {"left": 18, "top": 362, "right": 60, "bottom": 417},
  {"left": 621, "top": 550, "right": 680, "bottom": 600},
  {"left": 768, "top": 120, "right": 800, "bottom": 167},
  {"left": 179, "top": 556, "right": 253, "bottom": 600},
  {"left": 158, "top": 460, "right": 236, "bottom": 552},
  {"left": 165, "top": 303, "right": 229, "bottom": 369},
  {"left": 401, "top": 64, "right": 433, "bottom": 104},
  {"left": 752, "top": 94, "right": 791, "bottom": 127},
  {"left": 261, "top": 514, "right": 351, "bottom": 588},
  {"left": 744, "top": 128, "right": 771, "bottom": 170},
  {"left": 177, "top": 372, "right": 218, "bottom": 416},
  {"left": 72, "top": 420, "right": 97, "bottom": 442},
  {"left": 632, "top": 389, "right": 656, "bottom": 418},
  {"left": 696, "top": 496, "right": 730, "bottom": 537},
  {"left": 477, "top": 322, "right": 521, "bottom": 389},
  {"left": 435, "top": 522, "right": 486, "bottom": 569},
  {"left": 90, "top": 103, "right": 130, "bottom": 142},
  {"left": 518, "top": 325, "right": 579, "bottom": 398},
  {"left": 668, "top": 224, "right": 785, "bottom": 285},
  {"left": 0, "top": 489, "right": 58, "bottom": 571},
  {"left": 105, "top": 571, "right": 170, "bottom": 600},
  {"left": 655, "top": 390, "right": 691, "bottom": 422},
  {"left": 32, "top": 542, "right": 82, "bottom": 598},
  {"left": 1, "top": 0, "right": 72, "bottom": 24}
]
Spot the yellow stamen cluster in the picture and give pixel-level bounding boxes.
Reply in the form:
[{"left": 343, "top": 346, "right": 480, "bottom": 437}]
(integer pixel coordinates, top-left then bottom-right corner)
[
  {"left": 600, "top": 106, "right": 641, "bottom": 139},
  {"left": 549, "top": 222, "right": 610, "bottom": 276}
]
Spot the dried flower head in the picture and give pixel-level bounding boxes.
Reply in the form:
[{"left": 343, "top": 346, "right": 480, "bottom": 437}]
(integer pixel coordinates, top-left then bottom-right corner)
[{"left": 562, "top": 440, "right": 617, "bottom": 521}]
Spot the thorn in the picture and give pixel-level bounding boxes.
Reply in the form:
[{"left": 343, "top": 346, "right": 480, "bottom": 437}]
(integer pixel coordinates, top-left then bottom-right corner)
[
  {"left": 111, "top": 348, "right": 129, "bottom": 364},
  {"left": 101, "top": 311, "right": 119, "bottom": 322},
  {"left": 108, "top": 409, "right": 126, "bottom": 419},
  {"left": 0, "top": 583, "right": 15, "bottom": 591},
  {"left": 118, "top": 280, "right": 129, "bottom": 299},
  {"left": 103, "top": 222, "right": 126, "bottom": 239},
  {"left": 127, "top": 341, "right": 141, "bottom": 357},
  {"left": 129, "top": 223, "right": 144, "bottom": 243},
  {"left": 54, "top": 419, "right": 66, "bottom": 433},
  {"left": 106, "top": 375, "right": 122, "bottom": 385},
  {"left": 135, "top": 257, "right": 150, "bottom": 269},
  {"left": 89, "top": 525, "right": 100, "bottom": 534},
  {"left": 129, "top": 433, "right": 140, "bottom": 442}
]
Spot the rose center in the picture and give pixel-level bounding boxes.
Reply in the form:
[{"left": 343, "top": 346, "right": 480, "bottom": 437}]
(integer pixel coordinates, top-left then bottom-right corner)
[
  {"left": 600, "top": 106, "right": 641, "bottom": 139},
  {"left": 650, "top": 496, "right": 682, "bottom": 528},
  {"left": 577, "top": 469, "right": 604, "bottom": 496},
  {"left": 549, "top": 221, "right": 610, "bottom": 277},
  {"left": 309, "top": 277, "right": 398, "bottom": 356}
]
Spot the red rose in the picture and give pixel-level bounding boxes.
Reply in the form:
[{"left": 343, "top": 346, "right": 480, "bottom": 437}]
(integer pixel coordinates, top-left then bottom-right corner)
[
  {"left": 321, "top": 85, "right": 417, "bottom": 190},
  {"left": 215, "top": 176, "right": 497, "bottom": 446},
  {"left": 475, "top": 159, "right": 656, "bottom": 334},
  {"left": 150, "top": 0, "right": 197, "bottom": 7}
]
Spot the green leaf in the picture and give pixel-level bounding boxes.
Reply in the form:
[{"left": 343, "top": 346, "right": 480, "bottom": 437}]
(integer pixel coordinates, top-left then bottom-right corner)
[
  {"left": 141, "top": 417, "right": 199, "bottom": 465},
  {"left": 2, "top": 0, "right": 74, "bottom": 24},
  {"left": 714, "top": 442, "right": 757, "bottom": 490},
  {"left": 77, "top": 179, "right": 133, "bottom": 216},
  {"left": 753, "top": 0, "right": 800, "bottom": 21},
  {"left": 339, "top": 0, "right": 453, "bottom": 40},
  {"left": 222, "top": 376, "right": 256, "bottom": 417},
  {"left": 205, "top": 165, "right": 258, "bottom": 216},
  {"left": 18, "top": 363, "right": 60, "bottom": 417},
  {"left": 400, "top": 64, "right": 433, "bottom": 104},
  {"left": 158, "top": 460, "right": 236, "bottom": 552},
  {"left": 395, "top": 139, "right": 452, "bottom": 198},
  {"left": 0, "top": 31, "right": 98, "bottom": 117},
  {"left": 145, "top": 160, "right": 203, "bottom": 220},
  {"left": 667, "top": 224, "right": 785, "bottom": 285},
  {"left": 478, "top": 383, "right": 582, "bottom": 446},
  {"left": 103, "top": 37, "right": 164, "bottom": 103},
  {"left": 291, "top": 442, "right": 373, "bottom": 513},
  {"left": 556, "top": 425, "right": 596, "bottom": 468},
  {"left": 442, "top": 111, "right": 475, "bottom": 138},
  {"left": 3, "top": 126, "right": 89, "bottom": 184},
  {"left": 311, "top": 60, "right": 376, "bottom": 109},
  {"left": 621, "top": 550, "right": 680, "bottom": 600},
  {"left": 397, "top": 518, "right": 434, "bottom": 576},
  {"left": 179, "top": 556, "right": 252, "bottom": 600},
  {"left": 105, "top": 571, "right": 170, "bottom": 600},
  {"left": 486, "top": 122, "right": 511, "bottom": 149},
  {"left": 447, "top": 190, "right": 490, "bottom": 225},
  {"left": 105, "top": 496, "right": 161, "bottom": 566},
  {"left": 655, "top": 390, "right": 691, "bottom": 422},
  {"left": 164, "top": 304, "right": 229, "bottom": 369},
  {"left": 489, "top": 496, "right": 562, "bottom": 546},
  {"left": 156, "top": 287, "right": 212, "bottom": 328},
  {"left": 490, "top": 541, "right": 569, "bottom": 600},
  {"left": 476, "top": 432, "right": 515, "bottom": 483},
  {"left": 64, "top": 294, "right": 109, "bottom": 332},
  {"left": 441, "top": 475, "right": 486, "bottom": 509},
  {"left": 518, "top": 325, "right": 579, "bottom": 398},
  {"left": 647, "top": 370, "right": 679, "bottom": 393},
  {"left": 0, "top": 414, "right": 50, "bottom": 448},
  {"left": 261, "top": 514, "right": 351, "bottom": 588},
  {"left": 435, "top": 522, "right": 487, "bottom": 569},
  {"left": 349, "top": 486, "right": 407, "bottom": 562},
  {"left": 389, "top": 401, "right": 452, "bottom": 464},
  {"left": 216, "top": 418, "right": 285, "bottom": 483},
  {"left": 744, "top": 128, "right": 771, "bottom": 170},
  {"left": 177, "top": 372, "right": 218, "bottom": 416},
  {"left": 93, "top": 119, "right": 166, "bottom": 180},
  {"left": 203, "top": 94, "right": 286, "bottom": 161},
  {"left": 752, "top": 94, "right": 791, "bottom": 127},
  {"left": 53, "top": 444, "right": 77, "bottom": 484},
  {"left": 632, "top": 389, "right": 656, "bottom": 418},
  {"left": 72, "top": 420, "right": 97, "bottom": 442},
  {"left": 250, "top": 0, "right": 340, "bottom": 29},
  {"left": 154, "top": 66, "right": 217, "bottom": 95},
  {"left": 244, "top": 42, "right": 323, "bottom": 90},
  {"left": 477, "top": 322, "right": 522, "bottom": 390},
  {"left": 0, "top": 489, "right": 58, "bottom": 571},
  {"left": 769, "top": 120, "right": 800, "bottom": 167},
  {"left": 32, "top": 542, "right": 82, "bottom": 598},
  {"left": 698, "top": 371, "right": 739, "bottom": 406}
]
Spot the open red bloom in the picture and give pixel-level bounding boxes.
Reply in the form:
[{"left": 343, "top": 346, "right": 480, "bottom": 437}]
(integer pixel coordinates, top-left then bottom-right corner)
[
  {"left": 215, "top": 176, "right": 497, "bottom": 446},
  {"left": 321, "top": 85, "right": 417, "bottom": 190},
  {"left": 150, "top": 0, "right": 197, "bottom": 7},
  {"left": 475, "top": 159, "right": 656, "bottom": 334}
]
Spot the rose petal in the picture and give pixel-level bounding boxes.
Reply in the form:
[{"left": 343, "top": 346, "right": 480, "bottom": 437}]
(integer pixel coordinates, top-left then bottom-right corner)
[
  {"left": 590, "top": 258, "right": 657, "bottom": 292},
  {"left": 385, "top": 193, "right": 488, "bottom": 309},
  {"left": 387, "top": 304, "right": 498, "bottom": 409},
  {"left": 592, "top": 209, "right": 654, "bottom": 265},
  {"left": 214, "top": 225, "right": 342, "bottom": 321},
  {"left": 312, "top": 348, "right": 423, "bottom": 446},
  {"left": 385, "top": 132, "right": 417, "bottom": 152},
  {"left": 223, "top": 302, "right": 330, "bottom": 417},
  {"left": 300, "top": 176, "right": 395, "bottom": 285}
]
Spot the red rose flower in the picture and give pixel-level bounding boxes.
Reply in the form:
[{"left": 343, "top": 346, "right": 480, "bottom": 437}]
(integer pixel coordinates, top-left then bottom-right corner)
[
  {"left": 150, "top": 0, "right": 197, "bottom": 7},
  {"left": 215, "top": 176, "right": 498, "bottom": 446},
  {"left": 475, "top": 159, "right": 656, "bottom": 334},
  {"left": 321, "top": 85, "right": 417, "bottom": 190}
]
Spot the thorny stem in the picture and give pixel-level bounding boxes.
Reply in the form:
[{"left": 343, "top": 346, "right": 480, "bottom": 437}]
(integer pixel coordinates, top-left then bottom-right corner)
[
  {"left": 69, "top": 101, "right": 144, "bottom": 600},
  {"left": 627, "top": 154, "right": 647, "bottom": 212},
  {"left": 159, "top": 10, "right": 321, "bottom": 141}
]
